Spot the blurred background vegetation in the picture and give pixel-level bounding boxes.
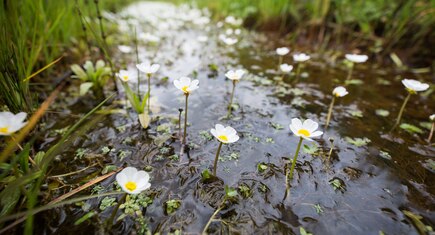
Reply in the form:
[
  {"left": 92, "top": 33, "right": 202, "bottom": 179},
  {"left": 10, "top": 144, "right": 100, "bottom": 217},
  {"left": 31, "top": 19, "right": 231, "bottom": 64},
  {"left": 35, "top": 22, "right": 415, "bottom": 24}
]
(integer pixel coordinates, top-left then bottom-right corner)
[{"left": 174, "top": 0, "right": 434, "bottom": 64}]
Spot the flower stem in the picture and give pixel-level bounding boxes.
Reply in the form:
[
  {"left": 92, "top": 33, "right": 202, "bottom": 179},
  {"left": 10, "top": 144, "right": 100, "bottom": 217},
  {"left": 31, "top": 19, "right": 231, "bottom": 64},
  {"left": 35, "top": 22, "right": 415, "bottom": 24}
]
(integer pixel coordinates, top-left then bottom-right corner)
[
  {"left": 346, "top": 63, "right": 354, "bottom": 82},
  {"left": 227, "top": 81, "right": 236, "bottom": 117},
  {"left": 295, "top": 63, "right": 301, "bottom": 83},
  {"left": 394, "top": 92, "right": 411, "bottom": 129},
  {"left": 134, "top": 27, "right": 140, "bottom": 96},
  {"left": 327, "top": 138, "right": 335, "bottom": 164},
  {"left": 325, "top": 96, "right": 336, "bottom": 128},
  {"left": 213, "top": 142, "right": 223, "bottom": 177},
  {"left": 183, "top": 94, "right": 189, "bottom": 145},
  {"left": 278, "top": 56, "right": 283, "bottom": 70},
  {"left": 427, "top": 122, "right": 434, "bottom": 143},
  {"left": 147, "top": 74, "right": 151, "bottom": 113},
  {"left": 202, "top": 202, "right": 224, "bottom": 234},
  {"left": 286, "top": 137, "right": 303, "bottom": 189}
]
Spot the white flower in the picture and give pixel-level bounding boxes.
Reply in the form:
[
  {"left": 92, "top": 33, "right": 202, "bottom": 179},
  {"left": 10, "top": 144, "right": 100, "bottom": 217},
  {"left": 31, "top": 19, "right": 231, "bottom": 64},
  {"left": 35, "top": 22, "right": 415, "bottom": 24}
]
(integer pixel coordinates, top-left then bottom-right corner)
[
  {"left": 276, "top": 47, "right": 290, "bottom": 56},
  {"left": 289, "top": 118, "right": 323, "bottom": 141},
  {"left": 225, "top": 16, "right": 243, "bottom": 26},
  {"left": 136, "top": 62, "right": 160, "bottom": 75},
  {"left": 174, "top": 77, "right": 199, "bottom": 94},
  {"left": 220, "top": 36, "right": 238, "bottom": 45},
  {"left": 225, "top": 69, "right": 245, "bottom": 81},
  {"left": 217, "top": 21, "right": 224, "bottom": 28},
  {"left": 332, "top": 86, "right": 349, "bottom": 97},
  {"left": 401, "top": 79, "right": 429, "bottom": 93},
  {"left": 293, "top": 53, "right": 310, "bottom": 62},
  {"left": 280, "top": 64, "right": 293, "bottom": 73},
  {"left": 234, "top": 29, "right": 241, "bottom": 35},
  {"left": 118, "top": 45, "right": 132, "bottom": 53},
  {"left": 345, "top": 54, "right": 368, "bottom": 63},
  {"left": 210, "top": 124, "right": 239, "bottom": 143},
  {"left": 116, "top": 167, "right": 151, "bottom": 194},
  {"left": 197, "top": 35, "right": 208, "bottom": 42},
  {"left": 193, "top": 16, "right": 210, "bottom": 25},
  {"left": 226, "top": 28, "right": 234, "bottom": 35},
  {"left": 0, "top": 112, "right": 27, "bottom": 136},
  {"left": 117, "top": 69, "right": 134, "bottom": 82},
  {"left": 430, "top": 114, "right": 435, "bottom": 122}
]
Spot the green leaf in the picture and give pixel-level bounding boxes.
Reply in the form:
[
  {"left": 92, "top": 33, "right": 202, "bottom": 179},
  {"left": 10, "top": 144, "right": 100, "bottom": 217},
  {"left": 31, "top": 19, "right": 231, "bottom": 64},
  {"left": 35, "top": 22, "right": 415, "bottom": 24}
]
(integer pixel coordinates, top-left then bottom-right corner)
[
  {"left": 79, "top": 82, "right": 93, "bottom": 96},
  {"left": 0, "top": 186, "right": 20, "bottom": 217},
  {"left": 303, "top": 143, "right": 318, "bottom": 155},
  {"left": 400, "top": 123, "right": 423, "bottom": 134},
  {"left": 70, "top": 64, "right": 87, "bottom": 81},
  {"left": 74, "top": 211, "right": 96, "bottom": 225},
  {"left": 345, "top": 137, "right": 371, "bottom": 147},
  {"left": 375, "top": 109, "right": 390, "bottom": 117}
]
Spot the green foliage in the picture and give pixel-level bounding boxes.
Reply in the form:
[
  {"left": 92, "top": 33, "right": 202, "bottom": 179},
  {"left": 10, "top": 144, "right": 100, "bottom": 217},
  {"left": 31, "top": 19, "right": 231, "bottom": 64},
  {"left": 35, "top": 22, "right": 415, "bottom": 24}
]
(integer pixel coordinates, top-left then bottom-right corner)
[
  {"left": 71, "top": 60, "right": 111, "bottom": 96},
  {"left": 400, "top": 123, "right": 424, "bottom": 134},
  {"left": 165, "top": 199, "right": 182, "bottom": 214},
  {"left": 345, "top": 137, "right": 371, "bottom": 147}
]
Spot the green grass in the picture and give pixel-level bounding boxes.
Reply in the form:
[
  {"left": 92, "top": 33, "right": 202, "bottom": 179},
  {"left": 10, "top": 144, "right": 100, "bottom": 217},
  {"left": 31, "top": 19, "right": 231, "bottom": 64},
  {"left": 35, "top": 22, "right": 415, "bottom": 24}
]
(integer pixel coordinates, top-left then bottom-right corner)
[
  {"left": 174, "top": 0, "right": 434, "bottom": 58},
  {"left": 0, "top": 0, "right": 132, "bottom": 113}
]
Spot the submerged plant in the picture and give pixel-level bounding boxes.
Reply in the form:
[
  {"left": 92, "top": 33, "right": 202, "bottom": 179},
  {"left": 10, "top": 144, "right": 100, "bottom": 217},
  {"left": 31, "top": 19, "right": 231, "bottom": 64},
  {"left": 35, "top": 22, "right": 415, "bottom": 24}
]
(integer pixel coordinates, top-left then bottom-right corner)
[
  {"left": 136, "top": 62, "right": 160, "bottom": 113},
  {"left": 344, "top": 54, "right": 368, "bottom": 81},
  {"left": 225, "top": 69, "right": 245, "bottom": 116},
  {"left": 210, "top": 124, "right": 239, "bottom": 177},
  {"left": 276, "top": 47, "right": 290, "bottom": 69},
  {"left": 0, "top": 111, "right": 27, "bottom": 136},
  {"left": 325, "top": 86, "right": 349, "bottom": 128},
  {"left": 293, "top": 53, "right": 310, "bottom": 81},
  {"left": 288, "top": 118, "right": 323, "bottom": 188},
  {"left": 117, "top": 70, "right": 150, "bottom": 128},
  {"left": 427, "top": 114, "right": 434, "bottom": 143},
  {"left": 174, "top": 77, "right": 199, "bottom": 145},
  {"left": 71, "top": 60, "right": 111, "bottom": 98},
  {"left": 393, "top": 79, "right": 429, "bottom": 129}
]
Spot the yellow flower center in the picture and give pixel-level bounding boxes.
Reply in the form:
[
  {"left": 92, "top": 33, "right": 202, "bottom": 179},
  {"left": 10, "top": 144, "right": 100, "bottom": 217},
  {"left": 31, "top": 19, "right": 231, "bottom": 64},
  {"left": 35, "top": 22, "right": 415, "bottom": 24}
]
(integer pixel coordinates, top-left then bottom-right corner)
[
  {"left": 406, "top": 88, "right": 416, "bottom": 95},
  {"left": 0, "top": 126, "right": 10, "bottom": 134},
  {"left": 297, "top": 129, "right": 310, "bottom": 137},
  {"left": 123, "top": 75, "right": 128, "bottom": 81},
  {"left": 218, "top": 135, "right": 228, "bottom": 142},
  {"left": 182, "top": 86, "right": 189, "bottom": 93},
  {"left": 125, "top": 181, "right": 137, "bottom": 191}
]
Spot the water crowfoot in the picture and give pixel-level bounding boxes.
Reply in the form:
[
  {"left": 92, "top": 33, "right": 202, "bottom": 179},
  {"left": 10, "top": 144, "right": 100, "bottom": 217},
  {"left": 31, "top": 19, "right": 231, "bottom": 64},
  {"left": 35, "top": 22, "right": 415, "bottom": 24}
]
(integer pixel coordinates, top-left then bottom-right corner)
[
  {"left": 174, "top": 77, "right": 199, "bottom": 145},
  {"left": 293, "top": 53, "right": 310, "bottom": 82},
  {"left": 325, "top": 86, "right": 348, "bottom": 128},
  {"left": 210, "top": 124, "right": 239, "bottom": 177},
  {"left": 344, "top": 54, "right": 368, "bottom": 82},
  {"left": 276, "top": 47, "right": 289, "bottom": 70},
  {"left": 287, "top": 118, "right": 323, "bottom": 189},
  {"left": 137, "top": 62, "right": 160, "bottom": 113},
  {"left": 225, "top": 69, "right": 245, "bottom": 117},
  {"left": 393, "top": 79, "right": 429, "bottom": 130}
]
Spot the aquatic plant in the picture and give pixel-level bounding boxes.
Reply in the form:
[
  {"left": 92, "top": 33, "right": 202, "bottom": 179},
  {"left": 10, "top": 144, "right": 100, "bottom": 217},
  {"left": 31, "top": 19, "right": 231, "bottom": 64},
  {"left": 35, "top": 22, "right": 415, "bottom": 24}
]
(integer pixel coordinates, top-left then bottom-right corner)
[
  {"left": 276, "top": 47, "right": 290, "bottom": 69},
  {"left": 136, "top": 62, "right": 160, "bottom": 112},
  {"left": 293, "top": 53, "right": 310, "bottom": 81},
  {"left": 174, "top": 77, "right": 199, "bottom": 144},
  {"left": 325, "top": 86, "right": 348, "bottom": 128},
  {"left": 288, "top": 118, "right": 323, "bottom": 188},
  {"left": 393, "top": 79, "right": 429, "bottom": 129},
  {"left": 225, "top": 69, "right": 245, "bottom": 116},
  {"left": 202, "top": 185, "right": 238, "bottom": 233},
  {"left": 0, "top": 112, "right": 28, "bottom": 136},
  {"left": 344, "top": 54, "right": 368, "bottom": 81},
  {"left": 116, "top": 167, "right": 151, "bottom": 194},
  {"left": 210, "top": 124, "right": 240, "bottom": 176},
  {"left": 71, "top": 60, "right": 111, "bottom": 98},
  {"left": 279, "top": 63, "right": 293, "bottom": 80}
]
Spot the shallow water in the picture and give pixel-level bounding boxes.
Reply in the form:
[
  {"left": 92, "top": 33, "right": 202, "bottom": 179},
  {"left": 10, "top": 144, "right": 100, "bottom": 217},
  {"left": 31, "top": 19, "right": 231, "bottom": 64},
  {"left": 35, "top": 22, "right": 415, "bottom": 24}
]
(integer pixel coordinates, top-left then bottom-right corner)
[{"left": 37, "top": 2, "right": 434, "bottom": 234}]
